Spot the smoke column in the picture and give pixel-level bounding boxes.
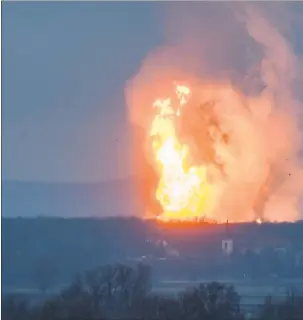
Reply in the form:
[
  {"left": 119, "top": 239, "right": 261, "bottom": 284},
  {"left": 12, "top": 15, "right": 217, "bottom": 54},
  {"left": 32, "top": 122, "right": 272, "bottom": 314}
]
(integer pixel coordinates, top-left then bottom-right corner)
[{"left": 125, "top": 3, "right": 303, "bottom": 222}]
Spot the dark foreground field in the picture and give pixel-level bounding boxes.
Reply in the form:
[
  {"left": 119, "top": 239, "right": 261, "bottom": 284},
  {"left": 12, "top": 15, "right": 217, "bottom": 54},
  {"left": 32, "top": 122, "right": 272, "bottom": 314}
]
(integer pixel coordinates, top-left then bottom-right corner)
[
  {"left": 4, "top": 217, "right": 303, "bottom": 319},
  {"left": 3, "top": 263, "right": 303, "bottom": 320}
]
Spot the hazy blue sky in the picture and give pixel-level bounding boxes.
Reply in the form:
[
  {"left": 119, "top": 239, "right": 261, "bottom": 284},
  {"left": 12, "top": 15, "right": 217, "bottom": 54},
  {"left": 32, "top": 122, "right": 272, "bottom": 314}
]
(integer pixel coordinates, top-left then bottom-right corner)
[
  {"left": 3, "top": 2, "right": 165, "bottom": 182},
  {"left": 3, "top": 2, "right": 303, "bottom": 183}
]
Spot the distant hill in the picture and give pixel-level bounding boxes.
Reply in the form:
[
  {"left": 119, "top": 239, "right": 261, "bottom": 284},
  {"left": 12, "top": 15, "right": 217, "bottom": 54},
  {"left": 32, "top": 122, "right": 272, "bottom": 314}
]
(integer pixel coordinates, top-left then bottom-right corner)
[{"left": 2, "top": 177, "right": 143, "bottom": 218}]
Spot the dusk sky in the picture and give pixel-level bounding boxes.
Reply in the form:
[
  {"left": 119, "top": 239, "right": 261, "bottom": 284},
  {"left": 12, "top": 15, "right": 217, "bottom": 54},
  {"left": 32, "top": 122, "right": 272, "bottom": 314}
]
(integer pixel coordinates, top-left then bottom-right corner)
[
  {"left": 3, "top": 2, "right": 303, "bottom": 183},
  {"left": 3, "top": 2, "right": 165, "bottom": 182}
]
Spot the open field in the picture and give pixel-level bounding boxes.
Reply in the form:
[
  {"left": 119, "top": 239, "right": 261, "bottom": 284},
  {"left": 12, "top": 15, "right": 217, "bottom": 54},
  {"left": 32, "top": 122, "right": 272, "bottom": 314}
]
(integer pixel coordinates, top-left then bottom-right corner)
[{"left": 4, "top": 278, "right": 303, "bottom": 313}]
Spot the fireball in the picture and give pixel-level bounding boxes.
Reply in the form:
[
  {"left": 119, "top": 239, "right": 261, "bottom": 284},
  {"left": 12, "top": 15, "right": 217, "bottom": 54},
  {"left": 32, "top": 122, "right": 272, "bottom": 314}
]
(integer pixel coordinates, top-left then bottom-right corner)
[
  {"left": 150, "top": 85, "right": 213, "bottom": 221},
  {"left": 126, "top": 4, "right": 303, "bottom": 224}
]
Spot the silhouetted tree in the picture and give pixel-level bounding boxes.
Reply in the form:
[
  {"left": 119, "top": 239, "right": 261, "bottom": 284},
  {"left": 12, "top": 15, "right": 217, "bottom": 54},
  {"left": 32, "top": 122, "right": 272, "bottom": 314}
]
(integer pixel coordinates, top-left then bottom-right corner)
[
  {"left": 84, "top": 263, "right": 151, "bottom": 315},
  {"left": 130, "top": 263, "right": 152, "bottom": 307},
  {"left": 37, "top": 262, "right": 152, "bottom": 319},
  {"left": 4, "top": 264, "right": 251, "bottom": 320},
  {"left": 42, "top": 276, "right": 96, "bottom": 320},
  {"left": 2, "top": 295, "right": 32, "bottom": 320},
  {"left": 179, "top": 281, "right": 242, "bottom": 320}
]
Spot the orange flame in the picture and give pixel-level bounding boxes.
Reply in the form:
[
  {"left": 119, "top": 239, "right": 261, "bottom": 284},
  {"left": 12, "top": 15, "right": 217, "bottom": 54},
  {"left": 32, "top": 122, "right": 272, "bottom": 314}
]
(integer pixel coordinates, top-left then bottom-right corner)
[
  {"left": 256, "top": 218, "right": 262, "bottom": 224},
  {"left": 150, "top": 85, "right": 212, "bottom": 221},
  {"left": 126, "top": 4, "right": 303, "bottom": 224}
]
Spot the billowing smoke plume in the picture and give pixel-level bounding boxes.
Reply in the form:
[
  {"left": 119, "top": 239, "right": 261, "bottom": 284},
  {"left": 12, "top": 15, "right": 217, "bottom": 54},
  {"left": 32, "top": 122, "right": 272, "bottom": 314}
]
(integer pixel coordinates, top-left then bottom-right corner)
[{"left": 125, "top": 3, "right": 303, "bottom": 222}]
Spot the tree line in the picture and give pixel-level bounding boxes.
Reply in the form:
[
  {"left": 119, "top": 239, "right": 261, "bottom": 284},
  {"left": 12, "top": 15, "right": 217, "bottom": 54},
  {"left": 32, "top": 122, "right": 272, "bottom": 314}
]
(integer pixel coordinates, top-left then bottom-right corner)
[{"left": 3, "top": 263, "right": 303, "bottom": 320}]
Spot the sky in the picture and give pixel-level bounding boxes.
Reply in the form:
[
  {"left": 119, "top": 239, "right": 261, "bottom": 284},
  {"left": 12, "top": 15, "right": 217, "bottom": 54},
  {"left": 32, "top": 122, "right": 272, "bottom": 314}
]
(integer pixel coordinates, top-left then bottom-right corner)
[
  {"left": 3, "top": 2, "right": 303, "bottom": 184},
  {"left": 2, "top": 2, "right": 165, "bottom": 182}
]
